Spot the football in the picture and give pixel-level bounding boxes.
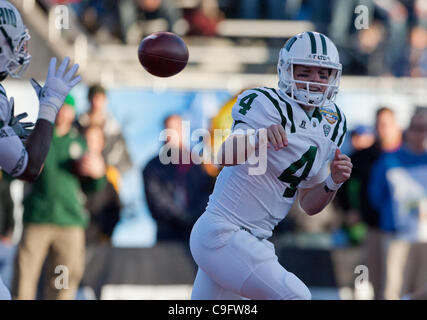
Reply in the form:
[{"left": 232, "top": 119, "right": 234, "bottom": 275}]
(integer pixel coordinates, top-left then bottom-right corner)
[{"left": 137, "top": 32, "right": 189, "bottom": 77}]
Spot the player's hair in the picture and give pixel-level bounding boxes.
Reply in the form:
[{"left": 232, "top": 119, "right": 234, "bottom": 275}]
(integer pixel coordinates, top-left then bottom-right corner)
[
  {"left": 88, "top": 84, "right": 106, "bottom": 102},
  {"left": 375, "top": 106, "right": 394, "bottom": 119},
  {"left": 163, "top": 114, "right": 182, "bottom": 128}
]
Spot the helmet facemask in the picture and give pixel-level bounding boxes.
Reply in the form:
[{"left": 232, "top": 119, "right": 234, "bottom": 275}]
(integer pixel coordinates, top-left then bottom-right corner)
[
  {"left": 0, "top": 27, "right": 31, "bottom": 79},
  {"left": 279, "top": 58, "right": 341, "bottom": 108}
]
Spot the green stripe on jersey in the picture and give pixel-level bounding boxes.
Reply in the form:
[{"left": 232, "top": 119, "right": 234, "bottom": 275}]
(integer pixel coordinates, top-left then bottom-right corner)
[
  {"left": 0, "top": 84, "right": 6, "bottom": 97},
  {"left": 337, "top": 116, "right": 347, "bottom": 147},
  {"left": 319, "top": 33, "right": 327, "bottom": 55},
  {"left": 331, "top": 105, "right": 343, "bottom": 142},
  {"left": 312, "top": 108, "right": 323, "bottom": 123},
  {"left": 233, "top": 120, "right": 247, "bottom": 129},
  {"left": 307, "top": 32, "right": 317, "bottom": 54},
  {"left": 252, "top": 88, "right": 287, "bottom": 131},
  {"left": 269, "top": 88, "right": 296, "bottom": 133}
]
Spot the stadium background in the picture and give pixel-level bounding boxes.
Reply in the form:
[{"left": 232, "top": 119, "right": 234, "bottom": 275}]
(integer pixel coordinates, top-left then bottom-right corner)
[{"left": 2, "top": 0, "right": 427, "bottom": 300}]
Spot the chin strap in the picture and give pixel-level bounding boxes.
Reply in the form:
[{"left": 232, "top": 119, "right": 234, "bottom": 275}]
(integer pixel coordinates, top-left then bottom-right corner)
[{"left": 294, "top": 89, "right": 324, "bottom": 105}]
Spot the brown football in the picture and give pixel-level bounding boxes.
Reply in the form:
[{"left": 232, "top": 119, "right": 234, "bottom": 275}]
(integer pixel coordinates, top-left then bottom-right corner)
[{"left": 138, "top": 32, "right": 189, "bottom": 77}]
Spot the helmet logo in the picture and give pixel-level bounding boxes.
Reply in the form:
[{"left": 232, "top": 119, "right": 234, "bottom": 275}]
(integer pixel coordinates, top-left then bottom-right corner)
[
  {"left": 0, "top": 8, "right": 17, "bottom": 28},
  {"left": 308, "top": 54, "right": 331, "bottom": 61}
]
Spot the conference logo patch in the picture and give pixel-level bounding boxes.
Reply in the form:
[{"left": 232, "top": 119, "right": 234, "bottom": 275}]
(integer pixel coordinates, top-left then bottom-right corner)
[{"left": 319, "top": 107, "right": 338, "bottom": 125}]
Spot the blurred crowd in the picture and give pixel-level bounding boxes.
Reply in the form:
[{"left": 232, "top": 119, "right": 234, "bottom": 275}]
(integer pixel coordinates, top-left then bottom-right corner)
[
  {"left": 38, "top": 0, "right": 427, "bottom": 77},
  {"left": 0, "top": 84, "right": 131, "bottom": 299},
  {"left": 333, "top": 106, "right": 427, "bottom": 300},
  {"left": 0, "top": 0, "right": 426, "bottom": 301},
  {"left": 1, "top": 88, "right": 427, "bottom": 300}
]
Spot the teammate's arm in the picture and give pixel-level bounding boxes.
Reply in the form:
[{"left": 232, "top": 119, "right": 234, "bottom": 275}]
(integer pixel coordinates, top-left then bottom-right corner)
[
  {"left": 7, "top": 57, "right": 81, "bottom": 182},
  {"left": 18, "top": 119, "right": 53, "bottom": 182},
  {"left": 299, "top": 149, "right": 352, "bottom": 215}
]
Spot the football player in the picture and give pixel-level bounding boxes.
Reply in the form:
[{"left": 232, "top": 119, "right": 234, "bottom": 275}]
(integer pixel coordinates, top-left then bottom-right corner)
[
  {"left": 0, "top": 1, "right": 81, "bottom": 299},
  {"left": 190, "top": 32, "right": 352, "bottom": 300}
]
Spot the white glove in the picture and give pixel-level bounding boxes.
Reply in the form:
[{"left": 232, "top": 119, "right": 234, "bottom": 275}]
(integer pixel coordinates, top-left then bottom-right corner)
[
  {"left": 8, "top": 97, "right": 34, "bottom": 141},
  {"left": 32, "top": 57, "right": 82, "bottom": 123}
]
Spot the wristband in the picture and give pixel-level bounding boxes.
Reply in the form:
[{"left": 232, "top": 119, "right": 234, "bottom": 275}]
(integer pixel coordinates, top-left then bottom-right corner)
[
  {"left": 325, "top": 174, "right": 342, "bottom": 191},
  {"left": 37, "top": 105, "right": 57, "bottom": 123}
]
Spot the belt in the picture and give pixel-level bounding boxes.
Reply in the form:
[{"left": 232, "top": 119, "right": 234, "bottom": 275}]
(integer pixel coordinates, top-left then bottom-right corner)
[{"left": 240, "top": 226, "right": 270, "bottom": 240}]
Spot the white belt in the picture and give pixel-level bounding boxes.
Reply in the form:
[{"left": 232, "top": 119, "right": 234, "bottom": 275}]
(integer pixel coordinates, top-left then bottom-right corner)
[{"left": 240, "top": 226, "right": 272, "bottom": 240}]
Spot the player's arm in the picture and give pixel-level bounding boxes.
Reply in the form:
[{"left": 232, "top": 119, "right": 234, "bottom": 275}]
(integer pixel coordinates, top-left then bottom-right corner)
[
  {"left": 216, "top": 128, "right": 257, "bottom": 166},
  {"left": 298, "top": 149, "right": 352, "bottom": 215},
  {"left": 18, "top": 119, "right": 53, "bottom": 182},
  {"left": 217, "top": 124, "right": 287, "bottom": 166},
  {"left": 3, "top": 57, "right": 81, "bottom": 182},
  {"left": 219, "top": 89, "right": 286, "bottom": 166}
]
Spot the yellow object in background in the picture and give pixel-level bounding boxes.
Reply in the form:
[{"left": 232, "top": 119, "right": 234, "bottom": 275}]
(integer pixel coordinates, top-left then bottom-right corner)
[
  {"left": 210, "top": 95, "right": 236, "bottom": 157},
  {"left": 106, "top": 165, "right": 121, "bottom": 193}
]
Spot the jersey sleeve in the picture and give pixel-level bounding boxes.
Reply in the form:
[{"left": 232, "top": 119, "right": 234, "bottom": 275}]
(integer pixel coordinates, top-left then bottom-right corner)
[
  {"left": 331, "top": 104, "right": 347, "bottom": 149},
  {"left": 0, "top": 125, "right": 28, "bottom": 177},
  {"left": 231, "top": 89, "right": 280, "bottom": 133}
]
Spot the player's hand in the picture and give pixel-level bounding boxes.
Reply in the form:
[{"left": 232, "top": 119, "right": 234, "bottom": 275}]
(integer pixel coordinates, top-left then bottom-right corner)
[
  {"left": 267, "top": 124, "right": 288, "bottom": 151},
  {"left": 77, "top": 153, "right": 106, "bottom": 179},
  {"left": 31, "top": 57, "right": 81, "bottom": 119},
  {"left": 7, "top": 97, "right": 34, "bottom": 141},
  {"left": 330, "top": 149, "right": 352, "bottom": 184}
]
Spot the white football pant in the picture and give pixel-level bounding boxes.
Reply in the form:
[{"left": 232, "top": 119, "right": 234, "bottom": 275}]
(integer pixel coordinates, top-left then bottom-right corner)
[{"left": 190, "top": 212, "right": 311, "bottom": 300}]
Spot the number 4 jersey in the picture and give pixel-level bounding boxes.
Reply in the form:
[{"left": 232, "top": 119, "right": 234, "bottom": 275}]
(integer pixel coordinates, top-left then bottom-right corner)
[{"left": 206, "top": 87, "right": 347, "bottom": 238}]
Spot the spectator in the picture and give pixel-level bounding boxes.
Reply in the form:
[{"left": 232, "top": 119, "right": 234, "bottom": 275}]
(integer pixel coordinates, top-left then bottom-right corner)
[
  {"left": 235, "top": 0, "right": 290, "bottom": 20},
  {"left": 142, "top": 114, "right": 216, "bottom": 243},
  {"left": 117, "top": 0, "right": 183, "bottom": 43},
  {"left": 331, "top": 125, "right": 375, "bottom": 248},
  {"left": 375, "top": 0, "right": 415, "bottom": 75},
  {"left": 77, "top": 84, "right": 132, "bottom": 176},
  {"left": 183, "top": 0, "right": 223, "bottom": 37},
  {"left": 350, "top": 20, "right": 391, "bottom": 76},
  {"left": 11, "top": 96, "right": 107, "bottom": 300},
  {"left": 76, "top": 0, "right": 122, "bottom": 43},
  {"left": 394, "top": 24, "right": 427, "bottom": 77},
  {"left": 84, "top": 126, "right": 121, "bottom": 245},
  {"left": 350, "top": 125, "right": 376, "bottom": 153},
  {"left": 368, "top": 108, "right": 427, "bottom": 300},
  {"left": 328, "top": 0, "right": 375, "bottom": 47},
  {"left": 335, "top": 107, "right": 402, "bottom": 299}
]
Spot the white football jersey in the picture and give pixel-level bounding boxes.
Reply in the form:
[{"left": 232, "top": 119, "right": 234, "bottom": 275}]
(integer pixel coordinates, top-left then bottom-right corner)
[
  {"left": 0, "top": 84, "right": 28, "bottom": 177},
  {"left": 206, "top": 87, "right": 347, "bottom": 238}
]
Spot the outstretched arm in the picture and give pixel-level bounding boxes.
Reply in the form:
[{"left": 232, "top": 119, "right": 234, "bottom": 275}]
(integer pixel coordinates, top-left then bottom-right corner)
[
  {"left": 1, "top": 57, "right": 81, "bottom": 182},
  {"left": 217, "top": 124, "right": 284, "bottom": 166},
  {"left": 18, "top": 119, "right": 53, "bottom": 182}
]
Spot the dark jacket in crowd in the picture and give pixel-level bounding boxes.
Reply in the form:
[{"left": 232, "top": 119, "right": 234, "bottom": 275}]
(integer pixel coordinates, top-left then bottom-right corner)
[
  {"left": 143, "top": 156, "right": 216, "bottom": 242},
  {"left": 336, "top": 142, "right": 383, "bottom": 229}
]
